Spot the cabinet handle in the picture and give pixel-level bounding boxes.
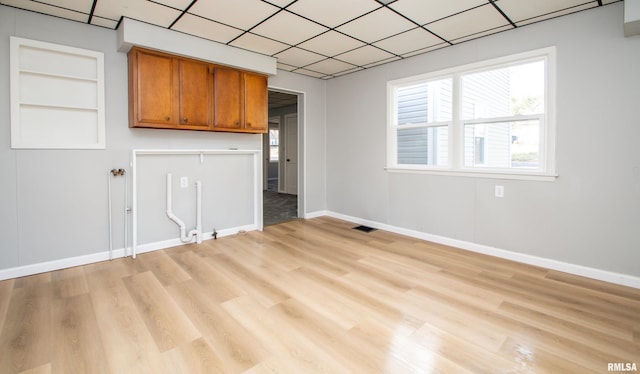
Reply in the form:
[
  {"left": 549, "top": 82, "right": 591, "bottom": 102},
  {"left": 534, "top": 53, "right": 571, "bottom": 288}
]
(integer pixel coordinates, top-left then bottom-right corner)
[
  {"left": 165, "top": 116, "right": 170, "bottom": 121},
  {"left": 247, "top": 122, "right": 252, "bottom": 127},
  {"left": 183, "top": 118, "right": 189, "bottom": 123},
  {"left": 235, "top": 121, "right": 240, "bottom": 126}
]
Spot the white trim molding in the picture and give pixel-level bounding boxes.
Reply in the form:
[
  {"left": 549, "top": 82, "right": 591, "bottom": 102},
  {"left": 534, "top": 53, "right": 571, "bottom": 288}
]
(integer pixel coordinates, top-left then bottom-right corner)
[{"left": 323, "top": 211, "right": 640, "bottom": 290}]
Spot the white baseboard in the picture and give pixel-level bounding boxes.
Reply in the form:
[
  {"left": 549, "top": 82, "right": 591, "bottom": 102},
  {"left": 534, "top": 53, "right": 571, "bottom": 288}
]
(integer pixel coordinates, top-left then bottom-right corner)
[
  {"left": 324, "top": 211, "right": 640, "bottom": 289},
  {"left": 304, "top": 210, "right": 328, "bottom": 219},
  {"left": 0, "top": 225, "right": 257, "bottom": 281}
]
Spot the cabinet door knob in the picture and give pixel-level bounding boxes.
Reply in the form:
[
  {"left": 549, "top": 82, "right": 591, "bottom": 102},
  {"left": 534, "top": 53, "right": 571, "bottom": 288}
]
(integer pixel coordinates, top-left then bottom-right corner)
[
  {"left": 165, "top": 116, "right": 170, "bottom": 121},
  {"left": 183, "top": 118, "right": 189, "bottom": 123},
  {"left": 247, "top": 122, "right": 252, "bottom": 127}
]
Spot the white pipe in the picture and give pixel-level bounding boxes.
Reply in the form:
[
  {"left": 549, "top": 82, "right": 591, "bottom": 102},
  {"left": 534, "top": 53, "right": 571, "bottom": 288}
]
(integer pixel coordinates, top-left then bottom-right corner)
[
  {"left": 166, "top": 173, "right": 202, "bottom": 243},
  {"left": 124, "top": 169, "right": 129, "bottom": 257},
  {"left": 107, "top": 171, "right": 113, "bottom": 260},
  {"left": 131, "top": 155, "right": 137, "bottom": 258}
]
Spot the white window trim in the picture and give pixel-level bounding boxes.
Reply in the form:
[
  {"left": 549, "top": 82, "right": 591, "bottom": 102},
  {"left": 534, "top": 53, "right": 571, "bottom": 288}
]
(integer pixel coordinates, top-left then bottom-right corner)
[
  {"left": 10, "top": 37, "right": 106, "bottom": 149},
  {"left": 386, "top": 47, "right": 557, "bottom": 181}
]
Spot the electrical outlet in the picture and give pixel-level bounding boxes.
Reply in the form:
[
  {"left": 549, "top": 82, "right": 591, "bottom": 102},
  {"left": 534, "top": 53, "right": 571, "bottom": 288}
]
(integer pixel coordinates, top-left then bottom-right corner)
[
  {"left": 495, "top": 185, "right": 504, "bottom": 198},
  {"left": 180, "top": 177, "right": 188, "bottom": 188}
]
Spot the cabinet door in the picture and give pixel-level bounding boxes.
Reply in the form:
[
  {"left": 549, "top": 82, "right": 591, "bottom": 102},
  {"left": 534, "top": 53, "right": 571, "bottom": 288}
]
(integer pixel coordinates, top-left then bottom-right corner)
[
  {"left": 132, "top": 49, "right": 178, "bottom": 127},
  {"left": 244, "top": 73, "right": 268, "bottom": 133},
  {"left": 178, "top": 59, "right": 212, "bottom": 130},
  {"left": 213, "top": 67, "right": 243, "bottom": 130}
]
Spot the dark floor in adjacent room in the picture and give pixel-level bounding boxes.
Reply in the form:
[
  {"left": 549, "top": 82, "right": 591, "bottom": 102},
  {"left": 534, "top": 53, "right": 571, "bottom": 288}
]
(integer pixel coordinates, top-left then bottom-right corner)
[{"left": 264, "top": 179, "right": 297, "bottom": 226}]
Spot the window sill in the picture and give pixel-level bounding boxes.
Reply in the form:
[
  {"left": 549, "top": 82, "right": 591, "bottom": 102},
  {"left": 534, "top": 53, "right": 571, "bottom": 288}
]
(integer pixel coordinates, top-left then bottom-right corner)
[{"left": 385, "top": 166, "right": 558, "bottom": 182}]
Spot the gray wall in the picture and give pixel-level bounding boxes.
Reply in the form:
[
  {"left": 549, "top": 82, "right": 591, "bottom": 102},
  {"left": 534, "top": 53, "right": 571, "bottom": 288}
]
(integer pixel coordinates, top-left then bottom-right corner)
[
  {"left": 0, "top": 6, "right": 326, "bottom": 271},
  {"left": 325, "top": 3, "right": 640, "bottom": 277}
]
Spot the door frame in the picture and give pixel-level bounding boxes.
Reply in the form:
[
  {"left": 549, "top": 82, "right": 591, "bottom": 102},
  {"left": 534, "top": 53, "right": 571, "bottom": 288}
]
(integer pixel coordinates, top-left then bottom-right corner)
[{"left": 266, "top": 87, "right": 304, "bottom": 219}]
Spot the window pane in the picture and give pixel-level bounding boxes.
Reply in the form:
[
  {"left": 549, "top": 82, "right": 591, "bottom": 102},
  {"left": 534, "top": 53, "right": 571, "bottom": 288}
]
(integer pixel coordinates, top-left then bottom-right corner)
[
  {"left": 397, "top": 78, "right": 452, "bottom": 126},
  {"left": 397, "top": 126, "right": 448, "bottom": 166},
  {"left": 464, "top": 120, "right": 540, "bottom": 169},
  {"left": 462, "top": 60, "right": 544, "bottom": 120},
  {"left": 269, "top": 129, "right": 279, "bottom": 161}
]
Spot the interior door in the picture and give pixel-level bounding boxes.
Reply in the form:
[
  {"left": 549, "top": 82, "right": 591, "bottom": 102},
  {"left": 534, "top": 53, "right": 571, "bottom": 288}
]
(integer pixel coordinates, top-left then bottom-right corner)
[{"left": 284, "top": 114, "right": 298, "bottom": 195}]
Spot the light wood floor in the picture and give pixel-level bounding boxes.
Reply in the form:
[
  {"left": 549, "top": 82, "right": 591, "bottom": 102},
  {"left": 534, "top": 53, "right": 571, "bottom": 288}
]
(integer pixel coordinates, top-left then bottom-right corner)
[{"left": 1, "top": 217, "right": 638, "bottom": 373}]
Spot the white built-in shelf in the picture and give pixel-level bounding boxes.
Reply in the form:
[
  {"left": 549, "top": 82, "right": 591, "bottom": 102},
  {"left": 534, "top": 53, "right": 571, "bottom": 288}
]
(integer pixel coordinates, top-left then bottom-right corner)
[{"left": 10, "top": 37, "right": 105, "bottom": 149}]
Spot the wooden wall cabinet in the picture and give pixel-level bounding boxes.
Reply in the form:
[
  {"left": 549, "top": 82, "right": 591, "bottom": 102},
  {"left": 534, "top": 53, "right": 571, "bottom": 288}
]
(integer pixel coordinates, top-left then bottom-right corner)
[
  {"left": 128, "top": 47, "right": 267, "bottom": 134},
  {"left": 213, "top": 67, "right": 268, "bottom": 133}
]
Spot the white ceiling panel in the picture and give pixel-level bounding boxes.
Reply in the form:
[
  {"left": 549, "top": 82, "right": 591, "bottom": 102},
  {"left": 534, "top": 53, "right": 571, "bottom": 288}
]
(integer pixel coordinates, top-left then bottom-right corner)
[
  {"left": 172, "top": 13, "right": 244, "bottom": 44},
  {"left": 298, "top": 31, "right": 366, "bottom": 57},
  {"left": 336, "top": 7, "right": 416, "bottom": 43},
  {"left": 252, "top": 10, "right": 328, "bottom": 46},
  {"left": 373, "top": 27, "right": 444, "bottom": 55},
  {"left": 287, "top": 0, "right": 380, "bottom": 28},
  {"left": 497, "top": 0, "right": 597, "bottom": 23},
  {"left": 150, "top": 0, "right": 193, "bottom": 10},
  {"left": 389, "top": 0, "right": 488, "bottom": 25},
  {"left": 262, "top": 0, "right": 291, "bottom": 8},
  {"left": 335, "top": 45, "right": 395, "bottom": 67},
  {"left": 6, "top": 0, "right": 621, "bottom": 79},
  {"left": 189, "top": 0, "right": 278, "bottom": 30},
  {"left": 2, "top": 0, "right": 89, "bottom": 22},
  {"left": 230, "top": 32, "right": 289, "bottom": 56},
  {"left": 304, "top": 58, "right": 357, "bottom": 76},
  {"left": 94, "top": 0, "right": 181, "bottom": 28},
  {"left": 294, "top": 68, "right": 326, "bottom": 78},
  {"left": 514, "top": 3, "right": 599, "bottom": 27},
  {"left": 91, "top": 16, "right": 118, "bottom": 29},
  {"left": 427, "top": 4, "right": 511, "bottom": 42},
  {"left": 275, "top": 47, "right": 326, "bottom": 67}
]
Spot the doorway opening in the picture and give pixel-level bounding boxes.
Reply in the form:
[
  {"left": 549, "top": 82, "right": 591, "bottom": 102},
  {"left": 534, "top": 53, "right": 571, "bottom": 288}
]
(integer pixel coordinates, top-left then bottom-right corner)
[{"left": 263, "top": 90, "right": 299, "bottom": 226}]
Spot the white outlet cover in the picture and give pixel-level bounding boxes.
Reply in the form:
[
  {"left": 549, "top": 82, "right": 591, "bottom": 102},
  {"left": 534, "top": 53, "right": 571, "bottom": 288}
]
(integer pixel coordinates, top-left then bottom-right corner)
[
  {"left": 495, "top": 185, "right": 504, "bottom": 198},
  {"left": 180, "top": 177, "right": 188, "bottom": 188}
]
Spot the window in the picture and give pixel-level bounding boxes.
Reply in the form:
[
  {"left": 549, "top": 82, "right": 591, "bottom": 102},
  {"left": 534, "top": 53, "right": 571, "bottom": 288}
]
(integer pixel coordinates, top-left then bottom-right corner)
[
  {"left": 387, "top": 47, "right": 556, "bottom": 180},
  {"left": 269, "top": 129, "right": 279, "bottom": 161},
  {"left": 10, "top": 37, "right": 105, "bottom": 149}
]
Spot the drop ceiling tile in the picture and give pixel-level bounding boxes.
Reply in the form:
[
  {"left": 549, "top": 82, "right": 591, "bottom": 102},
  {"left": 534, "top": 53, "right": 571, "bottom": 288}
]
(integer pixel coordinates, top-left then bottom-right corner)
[
  {"left": 373, "top": 27, "right": 444, "bottom": 55},
  {"left": 275, "top": 47, "right": 326, "bottom": 67},
  {"left": 363, "top": 56, "right": 401, "bottom": 69},
  {"left": 297, "top": 31, "right": 366, "bottom": 57},
  {"left": 188, "top": 0, "right": 278, "bottom": 30},
  {"left": 287, "top": 0, "right": 380, "bottom": 28},
  {"left": 333, "top": 67, "right": 364, "bottom": 77},
  {"left": 262, "top": 0, "right": 292, "bottom": 8},
  {"left": 304, "top": 58, "right": 357, "bottom": 75},
  {"left": 252, "top": 10, "right": 329, "bottom": 46},
  {"left": 401, "top": 43, "right": 448, "bottom": 58},
  {"left": 336, "top": 7, "right": 416, "bottom": 43},
  {"left": 497, "top": 0, "right": 597, "bottom": 23},
  {"left": 294, "top": 68, "right": 327, "bottom": 79},
  {"left": 230, "top": 32, "right": 290, "bottom": 56},
  {"left": 450, "top": 24, "right": 513, "bottom": 43},
  {"left": 277, "top": 63, "right": 297, "bottom": 72},
  {"left": 335, "top": 45, "right": 395, "bottom": 67},
  {"left": 389, "top": 0, "right": 487, "bottom": 25},
  {"left": 91, "top": 16, "right": 118, "bottom": 29},
  {"left": 94, "top": 0, "right": 181, "bottom": 27},
  {"left": 601, "top": 0, "right": 618, "bottom": 3},
  {"left": 2, "top": 0, "right": 89, "bottom": 22},
  {"left": 37, "top": 0, "right": 94, "bottom": 13},
  {"left": 172, "top": 13, "right": 244, "bottom": 44},
  {"left": 150, "top": 0, "right": 193, "bottom": 10},
  {"left": 515, "top": 4, "right": 598, "bottom": 27},
  {"left": 427, "top": 4, "right": 510, "bottom": 42}
]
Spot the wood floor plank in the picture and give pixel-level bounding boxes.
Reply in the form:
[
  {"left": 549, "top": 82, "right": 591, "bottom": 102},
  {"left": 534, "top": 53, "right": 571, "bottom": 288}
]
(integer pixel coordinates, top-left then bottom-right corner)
[
  {"left": 51, "top": 294, "right": 109, "bottom": 373},
  {"left": 123, "top": 271, "right": 201, "bottom": 352},
  {"left": 0, "top": 216, "right": 638, "bottom": 373},
  {"left": 85, "top": 267, "right": 168, "bottom": 373},
  {"left": 0, "top": 282, "right": 51, "bottom": 373},
  {"left": 166, "top": 279, "right": 270, "bottom": 372}
]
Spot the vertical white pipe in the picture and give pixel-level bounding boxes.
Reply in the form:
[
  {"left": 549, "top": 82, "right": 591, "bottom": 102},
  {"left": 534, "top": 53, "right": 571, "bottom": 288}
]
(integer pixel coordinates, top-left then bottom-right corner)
[
  {"left": 107, "top": 171, "right": 113, "bottom": 260},
  {"left": 195, "top": 180, "right": 202, "bottom": 244},
  {"left": 124, "top": 169, "right": 128, "bottom": 257},
  {"left": 131, "top": 152, "right": 137, "bottom": 259}
]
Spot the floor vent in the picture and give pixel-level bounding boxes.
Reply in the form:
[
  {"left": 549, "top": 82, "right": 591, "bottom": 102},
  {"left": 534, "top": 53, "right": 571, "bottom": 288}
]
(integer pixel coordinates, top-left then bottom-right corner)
[{"left": 353, "top": 225, "right": 377, "bottom": 233}]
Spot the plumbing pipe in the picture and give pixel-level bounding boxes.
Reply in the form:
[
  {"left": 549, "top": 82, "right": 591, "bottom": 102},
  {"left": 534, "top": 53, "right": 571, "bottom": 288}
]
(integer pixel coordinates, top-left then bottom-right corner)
[
  {"left": 166, "top": 173, "right": 202, "bottom": 243},
  {"left": 107, "top": 170, "right": 113, "bottom": 260}
]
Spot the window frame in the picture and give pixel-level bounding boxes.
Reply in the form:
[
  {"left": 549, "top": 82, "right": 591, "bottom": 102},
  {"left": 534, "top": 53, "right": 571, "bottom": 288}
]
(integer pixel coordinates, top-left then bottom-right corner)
[{"left": 386, "top": 47, "right": 557, "bottom": 181}]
